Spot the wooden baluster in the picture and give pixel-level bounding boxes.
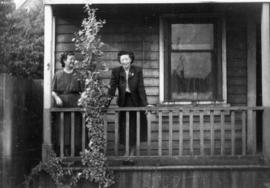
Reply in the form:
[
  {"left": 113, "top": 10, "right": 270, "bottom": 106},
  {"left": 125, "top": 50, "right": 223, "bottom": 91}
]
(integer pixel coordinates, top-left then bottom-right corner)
[
  {"left": 136, "top": 111, "right": 140, "bottom": 156},
  {"left": 158, "top": 111, "right": 162, "bottom": 156},
  {"left": 60, "top": 112, "right": 64, "bottom": 157},
  {"left": 220, "top": 110, "right": 225, "bottom": 156},
  {"left": 179, "top": 111, "right": 183, "bottom": 156},
  {"left": 114, "top": 112, "right": 119, "bottom": 156},
  {"left": 199, "top": 111, "right": 204, "bottom": 156},
  {"left": 210, "top": 110, "right": 214, "bottom": 156},
  {"left": 247, "top": 109, "right": 256, "bottom": 155},
  {"left": 82, "top": 113, "right": 85, "bottom": 152},
  {"left": 242, "top": 111, "right": 247, "bottom": 155},
  {"left": 147, "top": 111, "right": 152, "bottom": 156},
  {"left": 104, "top": 115, "right": 108, "bottom": 155},
  {"left": 125, "top": 111, "right": 130, "bottom": 156},
  {"left": 231, "top": 111, "right": 235, "bottom": 156},
  {"left": 71, "top": 112, "right": 75, "bottom": 157},
  {"left": 190, "top": 111, "right": 193, "bottom": 156},
  {"left": 169, "top": 111, "right": 173, "bottom": 156}
]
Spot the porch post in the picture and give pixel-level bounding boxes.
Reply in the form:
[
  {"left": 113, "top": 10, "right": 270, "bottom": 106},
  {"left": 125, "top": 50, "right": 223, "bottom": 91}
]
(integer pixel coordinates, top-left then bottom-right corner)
[
  {"left": 43, "top": 5, "right": 54, "bottom": 161},
  {"left": 159, "top": 17, "right": 164, "bottom": 103},
  {"left": 261, "top": 3, "right": 270, "bottom": 162},
  {"left": 247, "top": 18, "right": 257, "bottom": 154}
]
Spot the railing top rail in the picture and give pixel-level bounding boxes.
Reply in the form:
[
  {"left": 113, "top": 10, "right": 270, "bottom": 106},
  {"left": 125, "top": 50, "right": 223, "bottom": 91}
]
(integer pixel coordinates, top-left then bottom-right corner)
[
  {"left": 51, "top": 107, "right": 84, "bottom": 112},
  {"left": 50, "top": 106, "right": 266, "bottom": 112}
]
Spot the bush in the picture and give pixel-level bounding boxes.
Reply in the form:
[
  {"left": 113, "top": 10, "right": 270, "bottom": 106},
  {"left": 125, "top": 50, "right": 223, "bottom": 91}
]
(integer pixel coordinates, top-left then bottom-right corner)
[{"left": 0, "top": 0, "right": 44, "bottom": 79}]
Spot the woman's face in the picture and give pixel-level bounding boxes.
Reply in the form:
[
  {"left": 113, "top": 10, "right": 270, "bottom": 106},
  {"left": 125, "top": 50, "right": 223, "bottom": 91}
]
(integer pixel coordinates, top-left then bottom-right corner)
[
  {"left": 120, "top": 54, "right": 131, "bottom": 70},
  {"left": 64, "top": 55, "right": 75, "bottom": 70}
]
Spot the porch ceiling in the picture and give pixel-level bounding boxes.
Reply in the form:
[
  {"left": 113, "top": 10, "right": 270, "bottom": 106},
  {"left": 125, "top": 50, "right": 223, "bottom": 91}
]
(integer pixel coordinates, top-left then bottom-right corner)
[{"left": 43, "top": 0, "right": 269, "bottom": 5}]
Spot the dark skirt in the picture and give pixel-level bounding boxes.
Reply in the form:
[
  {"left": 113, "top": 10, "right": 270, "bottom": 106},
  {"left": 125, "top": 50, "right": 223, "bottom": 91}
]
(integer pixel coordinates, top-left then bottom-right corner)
[{"left": 119, "top": 92, "right": 148, "bottom": 146}]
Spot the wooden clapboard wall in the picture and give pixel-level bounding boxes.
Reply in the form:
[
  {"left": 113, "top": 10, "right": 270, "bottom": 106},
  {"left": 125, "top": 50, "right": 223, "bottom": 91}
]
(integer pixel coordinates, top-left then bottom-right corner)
[
  {"left": 100, "top": 15, "right": 159, "bottom": 105},
  {"left": 227, "top": 16, "right": 248, "bottom": 106},
  {"left": 55, "top": 17, "right": 159, "bottom": 104},
  {"left": 54, "top": 5, "right": 250, "bottom": 106}
]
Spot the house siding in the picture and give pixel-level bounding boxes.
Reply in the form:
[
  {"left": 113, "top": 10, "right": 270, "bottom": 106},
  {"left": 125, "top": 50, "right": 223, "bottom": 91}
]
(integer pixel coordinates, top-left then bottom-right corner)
[
  {"left": 226, "top": 18, "right": 248, "bottom": 106},
  {"left": 55, "top": 11, "right": 248, "bottom": 106}
]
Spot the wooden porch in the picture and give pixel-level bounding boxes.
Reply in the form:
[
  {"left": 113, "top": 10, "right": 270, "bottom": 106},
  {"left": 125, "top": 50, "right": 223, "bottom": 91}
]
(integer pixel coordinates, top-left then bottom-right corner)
[{"left": 48, "top": 106, "right": 264, "bottom": 165}]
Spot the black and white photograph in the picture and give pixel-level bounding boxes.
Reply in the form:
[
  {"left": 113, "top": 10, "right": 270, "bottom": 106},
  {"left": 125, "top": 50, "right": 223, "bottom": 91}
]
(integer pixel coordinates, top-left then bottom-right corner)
[{"left": 1, "top": 0, "right": 270, "bottom": 187}]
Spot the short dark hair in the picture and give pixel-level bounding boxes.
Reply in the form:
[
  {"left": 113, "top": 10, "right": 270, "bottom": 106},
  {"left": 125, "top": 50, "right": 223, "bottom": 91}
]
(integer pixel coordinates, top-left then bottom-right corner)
[
  {"left": 60, "top": 52, "right": 75, "bottom": 67},
  {"left": 117, "top": 51, "right": 135, "bottom": 64}
]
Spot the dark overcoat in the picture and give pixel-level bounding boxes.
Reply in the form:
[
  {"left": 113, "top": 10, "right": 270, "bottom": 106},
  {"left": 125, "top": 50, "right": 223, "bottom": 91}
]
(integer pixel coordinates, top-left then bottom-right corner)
[
  {"left": 108, "top": 65, "right": 148, "bottom": 107},
  {"left": 108, "top": 65, "right": 148, "bottom": 145}
]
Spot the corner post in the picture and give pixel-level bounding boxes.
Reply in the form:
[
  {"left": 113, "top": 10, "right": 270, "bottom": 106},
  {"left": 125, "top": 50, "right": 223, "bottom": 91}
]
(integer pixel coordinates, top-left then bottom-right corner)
[
  {"left": 261, "top": 3, "right": 270, "bottom": 162},
  {"left": 43, "top": 5, "right": 54, "bottom": 161}
]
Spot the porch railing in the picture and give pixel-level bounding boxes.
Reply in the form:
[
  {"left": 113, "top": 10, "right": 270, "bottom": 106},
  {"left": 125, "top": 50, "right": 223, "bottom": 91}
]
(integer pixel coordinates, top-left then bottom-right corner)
[{"left": 50, "top": 106, "right": 264, "bottom": 158}]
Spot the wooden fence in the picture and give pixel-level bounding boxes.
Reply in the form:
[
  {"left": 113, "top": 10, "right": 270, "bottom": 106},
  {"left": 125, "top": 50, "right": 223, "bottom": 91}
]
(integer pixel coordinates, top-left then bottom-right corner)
[{"left": 0, "top": 73, "right": 43, "bottom": 188}]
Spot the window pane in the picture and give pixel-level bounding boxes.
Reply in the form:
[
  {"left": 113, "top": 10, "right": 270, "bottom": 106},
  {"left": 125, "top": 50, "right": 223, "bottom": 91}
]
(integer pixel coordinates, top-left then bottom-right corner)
[
  {"left": 171, "top": 52, "right": 214, "bottom": 101},
  {"left": 171, "top": 24, "right": 213, "bottom": 50}
]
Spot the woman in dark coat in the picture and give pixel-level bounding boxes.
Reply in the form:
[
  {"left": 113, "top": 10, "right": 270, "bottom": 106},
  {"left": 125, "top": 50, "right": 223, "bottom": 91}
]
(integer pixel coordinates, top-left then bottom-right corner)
[{"left": 107, "top": 51, "right": 149, "bottom": 156}]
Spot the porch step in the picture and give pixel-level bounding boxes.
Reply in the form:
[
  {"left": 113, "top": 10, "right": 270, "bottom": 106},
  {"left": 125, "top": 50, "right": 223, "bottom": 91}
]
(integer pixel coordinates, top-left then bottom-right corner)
[
  {"left": 34, "top": 164, "right": 270, "bottom": 188},
  {"left": 105, "top": 141, "right": 246, "bottom": 156},
  {"left": 59, "top": 155, "right": 264, "bottom": 166},
  {"left": 110, "top": 164, "right": 270, "bottom": 171},
  {"left": 107, "top": 155, "right": 264, "bottom": 166}
]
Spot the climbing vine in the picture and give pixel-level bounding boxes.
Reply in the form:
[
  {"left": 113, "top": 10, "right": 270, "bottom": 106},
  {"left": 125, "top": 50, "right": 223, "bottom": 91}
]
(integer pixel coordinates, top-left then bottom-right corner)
[{"left": 25, "top": 4, "right": 114, "bottom": 188}]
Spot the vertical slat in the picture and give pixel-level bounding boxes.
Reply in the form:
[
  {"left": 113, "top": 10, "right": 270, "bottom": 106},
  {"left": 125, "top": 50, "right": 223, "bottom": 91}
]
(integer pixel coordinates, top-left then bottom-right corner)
[
  {"left": 199, "top": 112, "right": 204, "bottom": 156},
  {"left": 247, "top": 109, "right": 256, "bottom": 155},
  {"left": 82, "top": 113, "right": 85, "bottom": 152},
  {"left": 231, "top": 111, "right": 236, "bottom": 156},
  {"left": 71, "top": 112, "right": 75, "bottom": 157},
  {"left": 114, "top": 112, "right": 119, "bottom": 156},
  {"left": 179, "top": 111, "right": 183, "bottom": 156},
  {"left": 60, "top": 112, "right": 64, "bottom": 157},
  {"left": 242, "top": 111, "right": 247, "bottom": 155},
  {"left": 210, "top": 110, "right": 214, "bottom": 156},
  {"left": 136, "top": 111, "right": 140, "bottom": 156},
  {"left": 221, "top": 111, "right": 225, "bottom": 156},
  {"left": 158, "top": 111, "right": 162, "bottom": 156},
  {"left": 125, "top": 111, "right": 130, "bottom": 156},
  {"left": 104, "top": 116, "right": 108, "bottom": 154},
  {"left": 169, "top": 111, "right": 173, "bottom": 156},
  {"left": 189, "top": 112, "right": 193, "bottom": 156},
  {"left": 147, "top": 111, "right": 151, "bottom": 156},
  {"left": 247, "top": 14, "right": 257, "bottom": 155}
]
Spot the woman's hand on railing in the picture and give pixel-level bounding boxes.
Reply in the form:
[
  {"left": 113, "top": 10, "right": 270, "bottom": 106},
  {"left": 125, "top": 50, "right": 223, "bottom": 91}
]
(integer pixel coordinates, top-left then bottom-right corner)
[
  {"left": 146, "top": 104, "right": 155, "bottom": 114},
  {"left": 55, "top": 96, "right": 63, "bottom": 106},
  {"left": 52, "top": 91, "right": 63, "bottom": 107}
]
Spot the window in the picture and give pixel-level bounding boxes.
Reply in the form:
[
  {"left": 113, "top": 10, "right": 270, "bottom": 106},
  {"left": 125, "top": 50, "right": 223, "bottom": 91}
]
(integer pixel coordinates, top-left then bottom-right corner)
[{"left": 160, "top": 15, "right": 226, "bottom": 104}]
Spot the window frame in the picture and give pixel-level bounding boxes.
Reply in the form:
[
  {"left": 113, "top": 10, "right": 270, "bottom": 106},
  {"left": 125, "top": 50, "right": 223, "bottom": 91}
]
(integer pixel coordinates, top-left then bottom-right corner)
[{"left": 159, "top": 14, "right": 227, "bottom": 105}]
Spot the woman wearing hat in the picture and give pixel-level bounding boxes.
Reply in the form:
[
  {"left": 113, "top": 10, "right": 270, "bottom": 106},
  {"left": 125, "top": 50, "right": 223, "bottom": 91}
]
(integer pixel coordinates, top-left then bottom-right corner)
[{"left": 107, "top": 51, "right": 149, "bottom": 156}]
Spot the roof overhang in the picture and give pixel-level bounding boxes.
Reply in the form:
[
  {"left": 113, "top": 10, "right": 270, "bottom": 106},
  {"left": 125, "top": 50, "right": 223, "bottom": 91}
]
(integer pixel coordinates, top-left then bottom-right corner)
[{"left": 43, "top": 0, "right": 270, "bottom": 5}]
